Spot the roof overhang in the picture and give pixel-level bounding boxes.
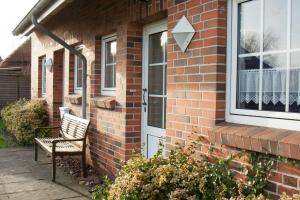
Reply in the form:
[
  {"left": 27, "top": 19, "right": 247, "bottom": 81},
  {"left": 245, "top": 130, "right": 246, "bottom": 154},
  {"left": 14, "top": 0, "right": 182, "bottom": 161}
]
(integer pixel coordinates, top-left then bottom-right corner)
[
  {"left": 13, "top": 0, "right": 73, "bottom": 36},
  {"left": 0, "top": 38, "right": 31, "bottom": 68}
]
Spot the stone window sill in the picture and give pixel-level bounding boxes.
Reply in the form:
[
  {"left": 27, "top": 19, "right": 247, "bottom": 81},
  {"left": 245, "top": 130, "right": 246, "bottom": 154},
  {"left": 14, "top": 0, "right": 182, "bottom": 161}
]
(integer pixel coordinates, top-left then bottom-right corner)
[
  {"left": 91, "top": 96, "right": 116, "bottom": 110},
  {"left": 208, "top": 123, "right": 300, "bottom": 160},
  {"left": 65, "top": 95, "right": 82, "bottom": 105}
]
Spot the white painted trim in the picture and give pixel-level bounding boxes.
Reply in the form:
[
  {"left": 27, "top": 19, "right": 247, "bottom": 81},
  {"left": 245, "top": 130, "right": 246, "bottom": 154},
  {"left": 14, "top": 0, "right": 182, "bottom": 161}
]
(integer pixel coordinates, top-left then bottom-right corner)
[
  {"left": 142, "top": 19, "right": 167, "bottom": 158},
  {"left": 74, "top": 45, "right": 83, "bottom": 94},
  {"left": 41, "top": 57, "right": 47, "bottom": 97},
  {"left": 101, "top": 33, "right": 117, "bottom": 96},
  {"left": 226, "top": 0, "right": 300, "bottom": 131}
]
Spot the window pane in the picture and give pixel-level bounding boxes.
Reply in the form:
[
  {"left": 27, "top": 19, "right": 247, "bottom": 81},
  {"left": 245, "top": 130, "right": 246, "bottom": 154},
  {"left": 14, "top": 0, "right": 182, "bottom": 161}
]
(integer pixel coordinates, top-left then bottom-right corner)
[
  {"left": 289, "top": 52, "right": 300, "bottom": 112},
  {"left": 106, "top": 40, "right": 117, "bottom": 64},
  {"left": 291, "top": 0, "right": 300, "bottom": 49},
  {"left": 237, "top": 56, "right": 260, "bottom": 110},
  {"left": 105, "top": 64, "right": 116, "bottom": 88},
  {"left": 77, "top": 69, "right": 83, "bottom": 88},
  {"left": 75, "top": 56, "right": 83, "bottom": 88},
  {"left": 104, "top": 39, "right": 116, "bottom": 89},
  {"left": 238, "top": 0, "right": 261, "bottom": 54},
  {"left": 148, "top": 97, "right": 164, "bottom": 128},
  {"left": 42, "top": 58, "right": 46, "bottom": 94},
  {"left": 149, "top": 32, "right": 166, "bottom": 64},
  {"left": 148, "top": 65, "right": 164, "bottom": 95},
  {"left": 263, "top": 0, "right": 287, "bottom": 51},
  {"left": 262, "top": 54, "right": 286, "bottom": 111}
]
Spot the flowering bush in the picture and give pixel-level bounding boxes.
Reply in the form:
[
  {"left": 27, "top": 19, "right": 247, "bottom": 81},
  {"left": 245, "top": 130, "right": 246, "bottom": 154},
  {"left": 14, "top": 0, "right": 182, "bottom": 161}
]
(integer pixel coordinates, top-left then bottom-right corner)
[{"left": 1, "top": 99, "right": 49, "bottom": 145}]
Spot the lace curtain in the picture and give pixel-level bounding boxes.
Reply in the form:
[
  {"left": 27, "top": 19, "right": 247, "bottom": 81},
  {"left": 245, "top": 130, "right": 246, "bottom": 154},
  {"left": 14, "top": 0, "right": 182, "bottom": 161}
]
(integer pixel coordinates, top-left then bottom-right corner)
[{"left": 239, "top": 68, "right": 300, "bottom": 105}]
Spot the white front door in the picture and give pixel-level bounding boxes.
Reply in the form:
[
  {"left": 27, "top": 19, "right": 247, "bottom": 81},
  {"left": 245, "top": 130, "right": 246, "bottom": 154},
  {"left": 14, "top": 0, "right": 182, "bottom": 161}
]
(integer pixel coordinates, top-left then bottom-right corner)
[{"left": 142, "top": 20, "right": 167, "bottom": 158}]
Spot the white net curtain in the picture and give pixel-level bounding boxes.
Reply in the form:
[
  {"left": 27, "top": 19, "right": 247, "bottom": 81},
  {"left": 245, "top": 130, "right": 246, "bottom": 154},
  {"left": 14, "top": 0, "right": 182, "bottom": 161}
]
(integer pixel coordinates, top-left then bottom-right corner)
[{"left": 239, "top": 68, "right": 300, "bottom": 105}]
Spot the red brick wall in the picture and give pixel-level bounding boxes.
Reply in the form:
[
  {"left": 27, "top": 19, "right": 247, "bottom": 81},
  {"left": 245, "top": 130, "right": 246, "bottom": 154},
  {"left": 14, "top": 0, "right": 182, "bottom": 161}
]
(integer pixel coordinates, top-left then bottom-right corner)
[
  {"left": 69, "top": 53, "right": 75, "bottom": 95},
  {"left": 51, "top": 49, "right": 64, "bottom": 133},
  {"left": 29, "top": 0, "right": 300, "bottom": 197},
  {"left": 166, "top": 0, "right": 300, "bottom": 198},
  {"left": 165, "top": 0, "right": 227, "bottom": 151},
  {"left": 37, "top": 56, "right": 45, "bottom": 98}
]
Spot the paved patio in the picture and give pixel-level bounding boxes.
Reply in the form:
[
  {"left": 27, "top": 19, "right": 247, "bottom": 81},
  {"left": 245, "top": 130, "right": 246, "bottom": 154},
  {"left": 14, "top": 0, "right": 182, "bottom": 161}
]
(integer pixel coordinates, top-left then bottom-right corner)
[{"left": 0, "top": 148, "right": 91, "bottom": 200}]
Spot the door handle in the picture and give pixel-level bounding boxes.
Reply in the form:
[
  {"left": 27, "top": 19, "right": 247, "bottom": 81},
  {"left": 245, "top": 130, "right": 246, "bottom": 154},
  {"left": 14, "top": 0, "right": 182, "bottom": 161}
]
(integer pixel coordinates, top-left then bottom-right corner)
[{"left": 142, "top": 88, "right": 147, "bottom": 112}]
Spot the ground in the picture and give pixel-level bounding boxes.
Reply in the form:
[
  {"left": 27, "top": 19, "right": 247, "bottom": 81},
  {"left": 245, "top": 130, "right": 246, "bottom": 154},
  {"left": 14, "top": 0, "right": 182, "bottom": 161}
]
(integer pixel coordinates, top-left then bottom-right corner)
[{"left": 0, "top": 148, "right": 91, "bottom": 200}]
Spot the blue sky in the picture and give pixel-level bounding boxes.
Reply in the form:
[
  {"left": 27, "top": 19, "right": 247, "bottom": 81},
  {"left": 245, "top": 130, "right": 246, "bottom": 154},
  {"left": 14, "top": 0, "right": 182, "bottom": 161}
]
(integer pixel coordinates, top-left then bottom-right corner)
[{"left": 0, "top": 0, "right": 38, "bottom": 59}]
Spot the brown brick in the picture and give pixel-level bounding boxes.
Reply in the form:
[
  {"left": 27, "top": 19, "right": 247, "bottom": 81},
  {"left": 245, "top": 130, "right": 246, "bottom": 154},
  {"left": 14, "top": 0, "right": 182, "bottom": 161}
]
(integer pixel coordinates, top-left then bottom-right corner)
[{"left": 283, "top": 175, "right": 298, "bottom": 188}]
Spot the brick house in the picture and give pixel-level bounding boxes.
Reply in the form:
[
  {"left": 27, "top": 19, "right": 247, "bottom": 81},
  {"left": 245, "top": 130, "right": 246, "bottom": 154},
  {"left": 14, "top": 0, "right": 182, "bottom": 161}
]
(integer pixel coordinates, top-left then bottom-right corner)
[{"left": 12, "top": 0, "right": 300, "bottom": 197}]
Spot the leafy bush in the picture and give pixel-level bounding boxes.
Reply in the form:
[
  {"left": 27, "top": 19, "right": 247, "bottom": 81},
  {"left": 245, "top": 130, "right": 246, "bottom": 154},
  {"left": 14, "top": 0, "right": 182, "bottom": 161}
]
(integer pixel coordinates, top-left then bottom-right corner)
[
  {"left": 92, "top": 139, "right": 300, "bottom": 200},
  {"left": 1, "top": 99, "right": 49, "bottom": 145},
  {"left": 92, "top": 140, "right": 260, "bottom": 200},
  {"left": 280, "top": 193, "right": 300, "bottom": 200}
]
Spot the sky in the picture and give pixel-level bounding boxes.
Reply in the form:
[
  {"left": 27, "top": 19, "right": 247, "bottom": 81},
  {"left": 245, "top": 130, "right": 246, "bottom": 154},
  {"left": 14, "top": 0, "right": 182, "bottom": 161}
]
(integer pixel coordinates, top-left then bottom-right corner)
[{"left": 0, "top": 0, "right": 38, "bottom": 59}]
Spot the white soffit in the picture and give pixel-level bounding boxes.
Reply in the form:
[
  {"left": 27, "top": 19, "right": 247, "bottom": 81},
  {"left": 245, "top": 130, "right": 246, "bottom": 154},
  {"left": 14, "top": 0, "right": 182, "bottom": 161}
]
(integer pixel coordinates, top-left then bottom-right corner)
[{"left": 172, "top": 16, "right": 195, "bottom": 52}]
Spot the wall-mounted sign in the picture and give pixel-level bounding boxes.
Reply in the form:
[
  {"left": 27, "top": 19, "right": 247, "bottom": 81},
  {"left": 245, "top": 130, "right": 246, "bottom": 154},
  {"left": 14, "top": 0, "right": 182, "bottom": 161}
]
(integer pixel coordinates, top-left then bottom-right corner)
[
  {"left": 172, "top": 16, "right": 195, "bottom": 52},
  {"left": 45, "top": 58, "right": 53, "bottom": 72}
]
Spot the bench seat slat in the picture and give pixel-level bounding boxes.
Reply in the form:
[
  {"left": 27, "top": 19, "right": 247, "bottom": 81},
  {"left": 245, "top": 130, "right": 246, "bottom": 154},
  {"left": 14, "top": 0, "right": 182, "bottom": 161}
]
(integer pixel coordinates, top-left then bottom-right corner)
[{"left": 35, "top": 137, "right": 82, "bottom": 153}]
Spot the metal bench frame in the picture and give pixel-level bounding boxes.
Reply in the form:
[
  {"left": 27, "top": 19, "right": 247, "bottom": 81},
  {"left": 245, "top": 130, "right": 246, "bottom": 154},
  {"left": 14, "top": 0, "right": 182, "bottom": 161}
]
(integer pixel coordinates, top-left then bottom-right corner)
[{"left": 34, "top": 113, "right": 90, "bottom": 182}]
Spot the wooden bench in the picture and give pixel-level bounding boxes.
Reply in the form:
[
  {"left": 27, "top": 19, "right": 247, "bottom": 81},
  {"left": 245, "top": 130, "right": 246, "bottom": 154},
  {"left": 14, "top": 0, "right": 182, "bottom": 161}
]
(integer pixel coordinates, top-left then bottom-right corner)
[{"left": 34, "top": 113, "right": 90, "bottom": 182}]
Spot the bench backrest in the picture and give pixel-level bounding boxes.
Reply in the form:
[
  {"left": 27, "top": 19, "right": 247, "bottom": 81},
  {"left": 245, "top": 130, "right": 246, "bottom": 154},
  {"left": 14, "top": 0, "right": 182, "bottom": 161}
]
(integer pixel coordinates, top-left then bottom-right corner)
[{"left": 60, "top": 113, "right": 90, "bottom": 140}]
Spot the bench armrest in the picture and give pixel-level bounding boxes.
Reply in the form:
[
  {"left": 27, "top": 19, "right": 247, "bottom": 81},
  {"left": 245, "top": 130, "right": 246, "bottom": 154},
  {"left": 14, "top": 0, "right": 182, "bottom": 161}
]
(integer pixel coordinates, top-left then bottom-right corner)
[
  {"left": 52, "top": 138, "right": 85, "bottom": 153},
  {"left": 52, "top": 138, "right": 84, "bottom": 144},
  {"left": 34, "top": 126, "right": 61, "bottom": 138}
]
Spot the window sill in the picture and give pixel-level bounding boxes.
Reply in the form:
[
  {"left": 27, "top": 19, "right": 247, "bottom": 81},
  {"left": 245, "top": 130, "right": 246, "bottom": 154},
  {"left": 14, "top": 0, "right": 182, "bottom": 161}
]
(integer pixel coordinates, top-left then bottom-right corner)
[
  {"left": 208, "top": 122, "right": 300, "bottom": 160},
  {"left": 91, "top": 96, "right": 116, "bottom": 110},
  {"left": 65, "top": 95, "right": 82, "bottom": 105}
]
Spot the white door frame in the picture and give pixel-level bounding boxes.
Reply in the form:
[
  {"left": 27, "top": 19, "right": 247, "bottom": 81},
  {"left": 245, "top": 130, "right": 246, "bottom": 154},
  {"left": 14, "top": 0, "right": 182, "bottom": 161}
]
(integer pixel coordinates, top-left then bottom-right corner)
[{"left": 141, "top": 19, "right": 167, "bottom": 158}]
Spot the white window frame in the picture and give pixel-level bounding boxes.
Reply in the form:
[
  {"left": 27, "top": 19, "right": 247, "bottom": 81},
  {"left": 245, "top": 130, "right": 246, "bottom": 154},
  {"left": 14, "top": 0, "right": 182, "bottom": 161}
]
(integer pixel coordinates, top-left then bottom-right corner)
[
  {"left": 74, "top": 45, "right": 83, "bottom": 94},
  {"left": 101, "top": 33, "right": 117, "bottom": 96},
  {"left": 226, "top": 0, "right": 300, "bottom": 131},
  {"left": 41, "top": 57, "right": 47, "bottom": 97}
]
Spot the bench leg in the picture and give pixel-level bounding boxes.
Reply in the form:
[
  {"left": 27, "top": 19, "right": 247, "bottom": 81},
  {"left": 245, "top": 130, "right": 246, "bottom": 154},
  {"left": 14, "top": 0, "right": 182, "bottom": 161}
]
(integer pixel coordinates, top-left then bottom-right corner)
[
  {"left": 52, "top": 154, "right": 56, "bottom": 182},
  {"left": 34, "top": 141, "right": 38, "bottom": 161},
  {"left": 82, "top": 153, "right": 87, "bottom": 178}
]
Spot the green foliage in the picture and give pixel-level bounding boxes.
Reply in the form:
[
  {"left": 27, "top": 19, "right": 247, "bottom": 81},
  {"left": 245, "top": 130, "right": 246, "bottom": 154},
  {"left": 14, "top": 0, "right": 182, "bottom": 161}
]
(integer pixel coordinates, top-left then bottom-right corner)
[
  {"left": 0, "top": 119, "right": 5, "bottom": 129},
  {"left": 237, "top": 193, "right": 300, "bottom": 200},
  {"left": 242, "top": 152, "right": 277, "bottom": 196},
  {"left": 1, "top": 99, "right": 49, "bottom": 145},
  {"left": 92, "top": 177, "right": 113, "bottom": 200},
  {"left": 92, "top": 141, "right": 247, "bottom": 200},
  {"left": 0, "top": 134, "right": 8, "bottom": 148},
  {"left": 202, "top": 155, "right": 239, "bottom": 199},
  {"left": 280, "top": 193, "right": 300, "bottom": 200},
  {"left": 93, "top": 142, "right": 208, "bottom": 200},
  {"left": 92, "top": 138, "right": 300, "bottom": 200}
]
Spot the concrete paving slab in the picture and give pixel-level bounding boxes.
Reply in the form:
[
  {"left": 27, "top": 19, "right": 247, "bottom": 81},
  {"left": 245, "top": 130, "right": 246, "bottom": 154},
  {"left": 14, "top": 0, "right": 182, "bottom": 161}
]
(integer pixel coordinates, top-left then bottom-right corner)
[{"left": 0, "top": 148, "right": 91, "bottom": 199}]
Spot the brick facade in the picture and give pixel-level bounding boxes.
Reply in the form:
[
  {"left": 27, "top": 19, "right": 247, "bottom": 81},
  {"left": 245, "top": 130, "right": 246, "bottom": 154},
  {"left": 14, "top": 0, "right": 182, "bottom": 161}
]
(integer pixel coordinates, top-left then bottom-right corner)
[{"left": 28, "top": 0, "right": 300, "bottom": 197}]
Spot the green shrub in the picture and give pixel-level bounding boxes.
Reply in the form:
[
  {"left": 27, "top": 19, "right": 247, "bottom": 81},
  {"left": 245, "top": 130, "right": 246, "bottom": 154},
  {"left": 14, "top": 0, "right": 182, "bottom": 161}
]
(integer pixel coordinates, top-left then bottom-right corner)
[
  {"left": 280, "top": 193, "right": 300, "bottom": 200},
  {"left": 92, "top": 139, "right": 298, "bottom": 200},
  {"left": 1, "top": 99, "right": 49, "bottom": 145},
  {"left": 92, "top": 140, "right": 249, "bottom": 200}
]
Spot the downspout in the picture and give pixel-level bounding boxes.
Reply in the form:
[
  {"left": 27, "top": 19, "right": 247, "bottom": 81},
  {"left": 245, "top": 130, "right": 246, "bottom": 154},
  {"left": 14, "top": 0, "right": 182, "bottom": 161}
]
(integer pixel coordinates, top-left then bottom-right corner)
[{"left": 31, "top": 15, "right": 87, "bottom": 119}]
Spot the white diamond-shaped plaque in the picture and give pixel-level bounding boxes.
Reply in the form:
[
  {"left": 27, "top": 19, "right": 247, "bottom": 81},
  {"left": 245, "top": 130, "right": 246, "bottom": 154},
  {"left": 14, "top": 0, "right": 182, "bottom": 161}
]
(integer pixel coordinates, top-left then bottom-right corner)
[{"left": 172, "top": 16, "right": 195, "bottom": 52}]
